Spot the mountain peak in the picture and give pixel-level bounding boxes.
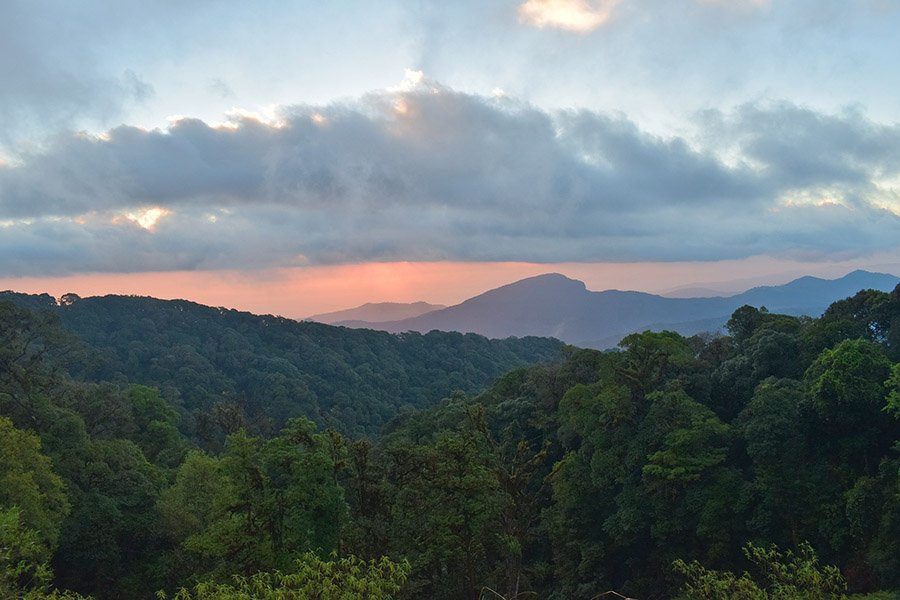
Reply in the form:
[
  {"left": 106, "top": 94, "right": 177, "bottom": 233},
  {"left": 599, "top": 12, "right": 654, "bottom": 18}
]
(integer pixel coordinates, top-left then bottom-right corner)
[
  {"left": 494, "top": 272, "right": 587, "bottom": 293},
  {"left": 450, "top": 273, "right": 591, "bottom": 316},
  {"left": 841, "top": 269, "right": 895, "bottom": 281},
  {"left": 334, "top": 268, "right": 899, "bottom": 349}
]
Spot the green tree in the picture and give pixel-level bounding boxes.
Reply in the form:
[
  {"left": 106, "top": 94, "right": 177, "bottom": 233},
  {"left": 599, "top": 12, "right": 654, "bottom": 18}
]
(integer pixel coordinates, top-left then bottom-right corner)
[
  {"left": 158, "top": 421, "right": 347, "bottom": 584},
  {"left": 157, "top": 450, "right": 233, "bottom": 583},
  {"left": 385, "top": 429, "right": 502, "bottom": 600},
  {"left": 157, "top": 552, "right": 409, "bottom": 600},
  {"left": 1, "top": 507, "right": 93, "bottom": 600},
  {"left": 1, "top": 506, "right": 54, "bottom": 597},
  {"left": 548, "top": 379, "right": 741, "bottom": 597},
  {"left": 674, "top": 542, "right": 847, "bottom": 600},
  {"left": 616, "top": 331, "right": 696, "bottom": 400},
  {"left": 0, "top": 417, "right": 69, "bottom": 552},
  {"left": 54, "top": 438, "right": 167, "bottom": 599},
  {"left": 126, "top": 385, "right": 187, "bottom": 468},
  {"left": 802, "top": 288, "right": 899, "bottom": 360},
  {"left": 802, "top": 339, "right": 894, "bottom": 474},
  {"left": 736, "top": 380, "right": 823, "bottom": 547},
  {"left": 885, "top": 363, "right": 900, "bottom": 419}
]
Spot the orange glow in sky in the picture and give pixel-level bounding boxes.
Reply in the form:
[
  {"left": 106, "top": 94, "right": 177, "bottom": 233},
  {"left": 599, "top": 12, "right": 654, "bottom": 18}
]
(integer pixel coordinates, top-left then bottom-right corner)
[{"left": 2, "top": 255, "right": 898, "bottom": 320}]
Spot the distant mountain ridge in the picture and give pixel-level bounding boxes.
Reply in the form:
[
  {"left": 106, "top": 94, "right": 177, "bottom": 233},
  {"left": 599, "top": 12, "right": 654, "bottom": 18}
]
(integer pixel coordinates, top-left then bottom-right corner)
[
  {"left": 307, "top": 301, "right": 446, "bottom": 324},
  {"left": 337, "top": 270, "right": 900, "bottom": 348},
  {"left": 659, "top": 286, "right": 730, "bottom": 299}
]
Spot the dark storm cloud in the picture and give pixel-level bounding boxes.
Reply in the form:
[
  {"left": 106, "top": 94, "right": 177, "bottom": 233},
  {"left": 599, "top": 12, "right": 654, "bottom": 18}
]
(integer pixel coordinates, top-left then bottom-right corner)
[{"left": 1, "top": 83, "right": 899, "bottom": 276}]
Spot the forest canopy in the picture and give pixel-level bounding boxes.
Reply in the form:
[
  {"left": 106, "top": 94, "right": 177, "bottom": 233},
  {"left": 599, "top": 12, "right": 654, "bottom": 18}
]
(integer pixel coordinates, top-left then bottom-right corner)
[{"left": 1, "top": 284, "right": 899, "bottom": 599}]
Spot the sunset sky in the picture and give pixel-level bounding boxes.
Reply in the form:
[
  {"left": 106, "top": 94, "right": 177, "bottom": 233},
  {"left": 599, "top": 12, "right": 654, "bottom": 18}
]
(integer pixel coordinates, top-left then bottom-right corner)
[{"left": 2, "top": 0, "right": 900, "bottom": 317}]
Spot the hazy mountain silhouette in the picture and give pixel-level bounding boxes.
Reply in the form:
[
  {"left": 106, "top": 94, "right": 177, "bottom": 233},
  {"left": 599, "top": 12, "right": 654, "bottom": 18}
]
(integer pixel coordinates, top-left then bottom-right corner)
[
  {"left": 306, "top": 301, "right": 446, "bottom": 324},
  {"left": 658, "top": 286, "right": 732, "bottom": 298},
  {"left": 340, "top": 270, "right": 899, "bottom": 348}
]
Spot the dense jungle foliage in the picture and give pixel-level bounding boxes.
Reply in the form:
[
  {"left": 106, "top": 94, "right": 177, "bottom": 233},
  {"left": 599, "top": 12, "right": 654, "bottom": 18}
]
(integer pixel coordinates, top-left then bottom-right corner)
[{"left": 1, "top": 284, "right": 899, "bottom": 599}]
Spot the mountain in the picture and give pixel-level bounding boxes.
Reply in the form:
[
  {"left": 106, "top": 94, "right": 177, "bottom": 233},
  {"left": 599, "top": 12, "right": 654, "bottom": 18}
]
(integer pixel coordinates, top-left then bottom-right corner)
[
  {"left": 0, "top": 292, "right": 563, "bottom": 435},
  {"left": 339, "top": 270, "right": 900, "bottom": 349},
  {"left": 659, "top": 286, "right": 729, "bottom": 298},
  {"left": 306, "top": 301, "right": 446, "bottom": 325}
]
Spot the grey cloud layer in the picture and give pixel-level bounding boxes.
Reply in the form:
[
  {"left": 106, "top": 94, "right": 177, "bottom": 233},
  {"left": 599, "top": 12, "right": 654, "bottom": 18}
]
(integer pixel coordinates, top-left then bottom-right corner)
[{"left": 1, "top": 85, "right": 899, "bottom": 276}]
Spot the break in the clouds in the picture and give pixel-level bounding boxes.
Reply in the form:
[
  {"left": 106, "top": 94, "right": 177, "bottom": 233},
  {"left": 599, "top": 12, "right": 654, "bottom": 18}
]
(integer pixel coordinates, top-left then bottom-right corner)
[
  {"left": 514, "top": 0, "right": 773, "bottom": 34},
  {"left": 517, "top": 0, "right": 620, "bottom": 32},
  {"left": 1, "top": 80, "right": 899, "bottom": 277}
]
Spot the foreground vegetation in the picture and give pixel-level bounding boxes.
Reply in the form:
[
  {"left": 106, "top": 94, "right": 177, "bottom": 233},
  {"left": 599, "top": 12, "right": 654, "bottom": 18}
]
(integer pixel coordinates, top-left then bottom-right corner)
[{"left": 1, "top": 284, "right": 898, "bottom": 599}]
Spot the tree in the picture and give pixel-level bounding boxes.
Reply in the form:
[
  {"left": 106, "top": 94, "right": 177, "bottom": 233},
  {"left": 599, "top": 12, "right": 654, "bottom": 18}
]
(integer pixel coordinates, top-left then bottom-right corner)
[
  {"left": 158, "top": 420, "right": 348, "bottom": 584},
  {"left": 802, "top": 339, "right": 894, "bottom": 474},
  {"left": 549, "top": 380, "right": 741, "bottom": 598},
  {"left": 53, "top": 438, "right": 167, "bottom": 599},
  {"left": 384, "top": 430, "right": 502, "bottom": 600},
  {"left": 156, "top": 552, "right": 409, "bottom": 600},
  {"left": 616, "top": 331, "right": 697, "bottom": 400},
  {"left": 673, "top": 542, "right": 847, "bottom": 600},
  {"left": 1, "top": 507, "right": 93, "bottom": 600},
  {"left": 157, "top": 450, "right": 232, "bottom": 583},
  {"left": 810, "top": 289, "right": 895, "bottom": 347},
  {"left": 736, "top": 380, "right": 824, "bottom": 547},
  {"left": 885, "top": 363, "right": 900, "bottom": 419},
  {"left": 726, "top": 306, "right": 768, "bottom": 346},
  {"left": 0, "top": 417, "right": 69, "bottom": 552},
  {"left": 126, "top": 385, "right": 186, "bottom": 468},
  {"left": 1, "top": 506, "right": 54, "bottom": 598}
]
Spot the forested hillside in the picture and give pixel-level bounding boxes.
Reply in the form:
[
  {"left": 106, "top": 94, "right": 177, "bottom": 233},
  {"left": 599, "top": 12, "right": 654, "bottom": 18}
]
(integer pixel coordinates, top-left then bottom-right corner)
[
  {"left": 0, "top": 292, "right": 563, "bottom": 436},
  {"left": 1, "top": 284, "right": 899, "bottom": 599}
]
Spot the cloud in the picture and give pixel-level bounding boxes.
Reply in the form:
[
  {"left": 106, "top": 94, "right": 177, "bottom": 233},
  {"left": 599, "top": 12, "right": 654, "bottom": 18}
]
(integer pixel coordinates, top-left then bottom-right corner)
[
  {"left": 0, "top": 1, "right": 179, "bottom": 145},
  {"left": 1, "top": 81, "right": 899, "bottom": 276},
  {"left": 517, "top": 0, "right": 619, "bottom": 32},
  {"left": 515, "top": 0, "right": 769, "bottom": 34}
]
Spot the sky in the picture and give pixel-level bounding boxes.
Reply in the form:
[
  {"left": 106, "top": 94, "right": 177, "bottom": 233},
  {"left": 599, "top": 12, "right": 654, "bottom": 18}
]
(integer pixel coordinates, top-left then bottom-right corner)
[{"left": 2, "top": 0, "right": 899, "bottom": 317}]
